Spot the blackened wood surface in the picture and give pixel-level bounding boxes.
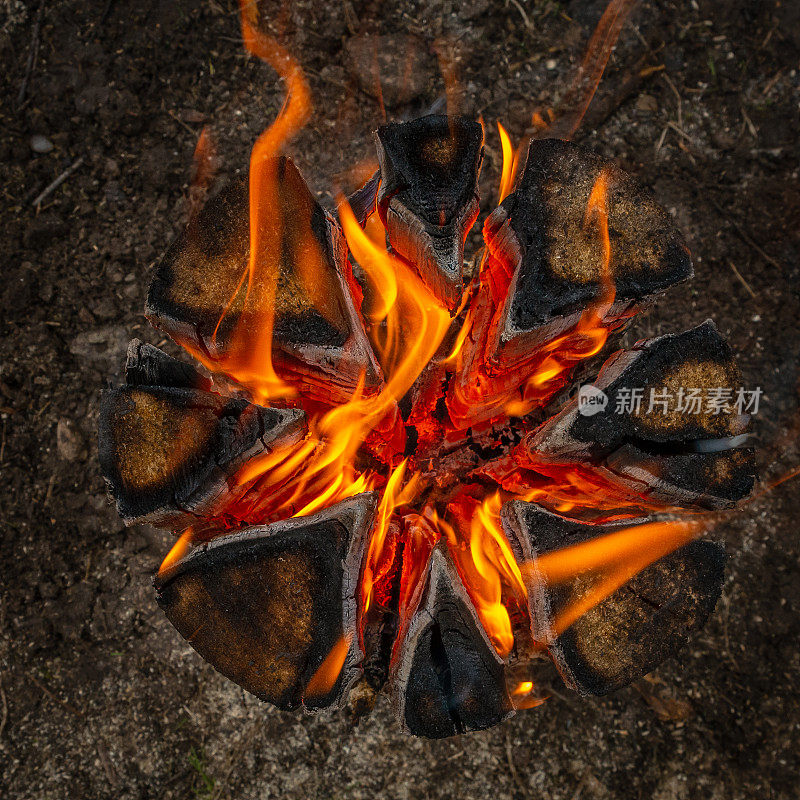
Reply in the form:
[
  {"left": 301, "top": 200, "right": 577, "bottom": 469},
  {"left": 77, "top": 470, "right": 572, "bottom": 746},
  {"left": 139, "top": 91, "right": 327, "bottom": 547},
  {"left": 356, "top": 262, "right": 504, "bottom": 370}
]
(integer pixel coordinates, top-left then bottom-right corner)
[
  {"left": 98, "top": 383, "right": 305, "bottom": 526},
  {"left": 525, "top": 321, "right": 756, "bottom": 508},
  {"left": 503, "top": 138, "right": 692, "bottom": 332},
  {"left": 155, "top": 494, "right": 376, "bottom": 711},
  {"left": 502, "top": 501, "right": 725, "bottom": 696},
  {"left": 394, "top": 546, "right": 513, "bottom": 738}
]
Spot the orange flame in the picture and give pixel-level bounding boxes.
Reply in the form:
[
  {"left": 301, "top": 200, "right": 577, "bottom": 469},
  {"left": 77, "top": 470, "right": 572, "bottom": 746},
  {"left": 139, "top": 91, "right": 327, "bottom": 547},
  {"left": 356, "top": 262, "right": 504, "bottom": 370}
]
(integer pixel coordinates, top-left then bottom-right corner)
[
  {"left": 304, "top": 634, "right": 351, "bottom": 701},
  {"left": 538, "top": 0, "right": 638, "bottom": 140},
  {"left": 505, "top": 168, "right": 616, "bottom": 417},
  {"left": 158, "top": 527, "right": 194, "bottom": 578},
  {"left": 445, "top": 166, "right": 623, "bottom": 430},
  {"left": 193, "top": 196, "right": 450, "bottom": 556},
  {"left": 508, "top": 678, "right": 547, "bottom": 710},
  {"left": 497, "top": 122, "right": 521, "bottom": 203},
  {"left": 442, "top": 493, "right": 528, "bottom": 660},
  {"left": 175, "top": 8, "right": 454, "bottom": 529},
  {"left": 151, "top": 4, "right": 756, "bottom": 721},
  {"left": 199, "top": 3, "right": 313, "bottom": 404},
  {"left": 361, "top": 461, "right": 421, "bottom": 618},
  {"left": 188, "top": 127, "right": 217, "bottom": 219},
  {"left": 239, "top": 193, "right": 452, "bottom": 511},
  {"left": 514, "top": 461, "right": 670, "bottom": 520},
  {"left": 339, "top": 198, "right": 452, "bottom": 387}
]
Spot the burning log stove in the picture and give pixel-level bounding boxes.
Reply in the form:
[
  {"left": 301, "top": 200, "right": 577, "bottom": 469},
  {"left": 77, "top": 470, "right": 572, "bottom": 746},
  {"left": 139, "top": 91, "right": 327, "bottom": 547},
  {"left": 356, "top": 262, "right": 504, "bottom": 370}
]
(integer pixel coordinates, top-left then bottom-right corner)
[{"left": 99, "top": 113, "right": 755, "bottom": 738}]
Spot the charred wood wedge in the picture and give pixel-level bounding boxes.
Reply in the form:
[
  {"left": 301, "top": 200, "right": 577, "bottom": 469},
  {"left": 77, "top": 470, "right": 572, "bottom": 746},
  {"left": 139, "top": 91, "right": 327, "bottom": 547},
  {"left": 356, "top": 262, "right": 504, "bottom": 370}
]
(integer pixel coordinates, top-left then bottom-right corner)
[
  {"left": 501, "top": 501, "right": 725, "bottom": 696},
  {"left": 99, "top": 379, "right": 306, "bottom": 528},
  {"left": 146, "top": 157, "right": 381, "bottom": 402},
  {"left": 483, "top": 138, "right": 693, "bottom": 371},
  {"left": 522, "top": 321, "right": 756, "bottom": 509},
  {"left": 392, "top": 544, "right": 514, "bottom": 738},
  {"left": 124, "top": 339, "right": 212, "bottom": 391},
  {"left": 347, "top": 170, "right": 380, "bottom": 227},
  {"left": 155, "top": 494, "right": 376, "bottom": 711},
  {"left": 376, "top": 115, "right": 483, "bottom": 310}
]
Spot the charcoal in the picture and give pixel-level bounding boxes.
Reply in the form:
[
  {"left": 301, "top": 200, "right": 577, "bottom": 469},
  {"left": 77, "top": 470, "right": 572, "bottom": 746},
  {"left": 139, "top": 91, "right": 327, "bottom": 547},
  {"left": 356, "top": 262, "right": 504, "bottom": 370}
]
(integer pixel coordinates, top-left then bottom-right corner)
[
  {"left": 483, "top": 138, "right": 693, "bottom": 369},
  {"left": 604, "top": 445, "right": 756, "bottom": 509},
  {"left": 523, "top": 321, "right": 756, "bottom": 508},
  {"left": 501, "top": 501, "right": 725, "bottom": 695},
  {"left": 155, "top": 494, "right": 376, "bottom": 710},
  {"left": 99, "top": 383, "right": 306, "bottom": 527},
  {"left": 124, "top": 339, "right": 211, "bottom": 391},
  {"left": 347, "top": 170, "right": 380, "bottom": 227},
  {"left": 146, "top": 157, "right": 380, "bottom": 399},
  {"left": 376, "top": 115, "right": 483, "bottom": 309},
  {"left": 392, "top": 545, "right": 514, "bottom": 738}
]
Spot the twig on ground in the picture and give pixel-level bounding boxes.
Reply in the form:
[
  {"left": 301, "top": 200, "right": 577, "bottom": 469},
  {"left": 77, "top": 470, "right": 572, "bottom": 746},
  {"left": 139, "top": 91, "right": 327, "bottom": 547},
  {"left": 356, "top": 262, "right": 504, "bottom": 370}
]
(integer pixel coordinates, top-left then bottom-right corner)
[
  {"left": 740, "top": 105, "right": 758, "bottom": 140},
  {"left": 341, "top": 0, "right": 358, "bottom": 36},
  {"left": 728, "top": 261, "right": 757, "bottom": 299},
  {"left": 660, "top": 71, "right": 683, "bottom": 128},
  {"left": 167, "top": 109, "right": 199, "bottom": 136},
  {"left": 654, "top": 125, "right": 668, "bottom": 156},
  {"left": 0, "top": 679, "right": 8, "bottom": 740},
  {"left": 762, "top": 69, "right": 782, "bottom": 96},
  {"left": 666, "top": 120, "right": 693, "bottom": 142},
  {"left": 31, "top": 157, "right": 85, "bottom": 208},
  {"left": 507, "top": 0, "right": 532, "bottom": 30},
  {"left": 504, "top": 729, "right": 530, "bottom": 798},
  {"left": 30, "top": 675, "right": 83, "bottom": 717},
  {"left": 44, "top": 472, "right": 56, "bottom": 505},
  {"left": 708, "top": 198, "right": 782, "bottom": 271},
  {"left": 17, "top": 0, "right": 45, "bottom": 108},
  {"left": 95, "top": 735, "right": 120, "bottom": 788}
]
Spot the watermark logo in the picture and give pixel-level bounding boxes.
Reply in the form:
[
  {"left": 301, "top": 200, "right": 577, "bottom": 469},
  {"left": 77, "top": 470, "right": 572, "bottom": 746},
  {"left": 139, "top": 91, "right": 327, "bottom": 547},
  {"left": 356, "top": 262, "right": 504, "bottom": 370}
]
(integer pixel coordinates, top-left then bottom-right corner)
[
  {"left": 578, "top": 384, "right": 608, "bottom": 416},
  {"left": 576, "top": 385, "right": 762, "bottom": 416},
  {"left": 613, "top": 386, "right": 762, "bottom": 415}
]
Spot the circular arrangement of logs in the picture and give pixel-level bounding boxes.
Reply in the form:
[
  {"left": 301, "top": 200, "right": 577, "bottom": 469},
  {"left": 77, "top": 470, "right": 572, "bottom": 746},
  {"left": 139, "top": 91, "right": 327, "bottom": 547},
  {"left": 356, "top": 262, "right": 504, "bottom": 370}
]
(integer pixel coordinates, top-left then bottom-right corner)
[{"left": 99, "top": 116, "right": 755, "bottom": 738}]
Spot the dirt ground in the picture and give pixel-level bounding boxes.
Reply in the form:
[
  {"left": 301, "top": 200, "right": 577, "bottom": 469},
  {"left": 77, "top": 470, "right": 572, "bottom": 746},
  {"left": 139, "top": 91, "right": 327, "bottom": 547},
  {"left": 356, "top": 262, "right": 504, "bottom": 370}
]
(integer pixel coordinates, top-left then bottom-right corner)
[{"left": 1, "top": 0, "right": 799, "bottom": 798}]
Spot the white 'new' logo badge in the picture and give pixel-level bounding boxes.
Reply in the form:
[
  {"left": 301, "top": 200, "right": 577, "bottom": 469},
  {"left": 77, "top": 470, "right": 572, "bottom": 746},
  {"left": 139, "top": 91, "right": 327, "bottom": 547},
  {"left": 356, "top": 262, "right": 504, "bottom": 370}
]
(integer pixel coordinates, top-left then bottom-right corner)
[{"left": 577, "top": 384, "right": 608, "bottom": 416}]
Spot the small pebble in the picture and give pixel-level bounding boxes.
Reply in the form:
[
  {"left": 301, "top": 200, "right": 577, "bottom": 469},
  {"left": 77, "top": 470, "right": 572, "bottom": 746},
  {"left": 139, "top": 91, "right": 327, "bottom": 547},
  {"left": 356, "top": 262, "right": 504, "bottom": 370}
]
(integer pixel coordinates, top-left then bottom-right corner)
[
  {"left": 56, "top": 418, "right": 86, "bottom": 462},
  {"left": 635, "top": 94, "right": 658, "bottom": 114},
  {"left": 545, "top": 58, "right": 557, "bottom": 70},
  {"left": 30, "top": 134, "right": 54, "bottom": 154}
]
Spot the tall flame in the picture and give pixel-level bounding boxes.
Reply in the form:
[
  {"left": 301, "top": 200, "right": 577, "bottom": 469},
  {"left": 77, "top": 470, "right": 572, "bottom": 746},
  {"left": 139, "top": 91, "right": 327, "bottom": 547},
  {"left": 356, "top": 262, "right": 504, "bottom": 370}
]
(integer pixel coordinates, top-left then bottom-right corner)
[
  {"left": 361, "top": 461, "right": 421, "bottom": 618},
  {"left": 338, "top": 199, "right": 452, "bottom": 389},
  {"left": 207, "top": 196, "right": 450, "bottom": 555},
  {"left": 536, "top": 0, "right": 638, "bottom": 140},
  {"left": 204, "top": 2, "right": 313, "bottom": 404},
  {"left": 158, "top": 527, "right": 194, "bottom": 579}
]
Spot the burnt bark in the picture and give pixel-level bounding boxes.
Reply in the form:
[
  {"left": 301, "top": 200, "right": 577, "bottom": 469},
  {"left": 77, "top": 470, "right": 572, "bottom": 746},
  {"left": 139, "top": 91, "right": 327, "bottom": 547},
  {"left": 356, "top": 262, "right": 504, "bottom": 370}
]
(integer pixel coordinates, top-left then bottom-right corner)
[
  {"left": 155, "top": 493, "right": 376, "bottom": 711},
  {"left": 502, "top": 501, "right": 725, "bottom": 696}
]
